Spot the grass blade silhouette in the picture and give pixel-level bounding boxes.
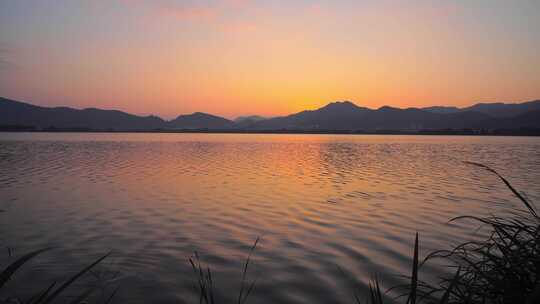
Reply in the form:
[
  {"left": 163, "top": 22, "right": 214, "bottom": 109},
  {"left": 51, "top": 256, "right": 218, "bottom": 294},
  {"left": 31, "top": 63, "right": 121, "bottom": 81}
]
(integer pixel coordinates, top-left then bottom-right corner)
[
  {"left": 238, "top": 237, "right": 259, "bottom": 304},
  {"left": 368, "top": 277, "right": 384, "bottom": 304},
  {"left": 439, "top": 267, "right": 460, "bottom": 304},
  {"left": 0, "top": 247, "right": 52, "bottom": 289},
  {"left": 189, "top": 252, "right": 214, "bottom": 304},
  {"left": 464, "top": 161, "right": 537, "bottom": 217},
  {"left": 104, "top": 286, "right": 120, "bottom": 304},
  {"left": 42, "top": 252, "right": 110, "bottom": 304},
  {"left": 27, "top": 281, "right": 57, "bottom": 304},
  {"left": 407, "top": 233, "right": 419, "bottom": 304}
]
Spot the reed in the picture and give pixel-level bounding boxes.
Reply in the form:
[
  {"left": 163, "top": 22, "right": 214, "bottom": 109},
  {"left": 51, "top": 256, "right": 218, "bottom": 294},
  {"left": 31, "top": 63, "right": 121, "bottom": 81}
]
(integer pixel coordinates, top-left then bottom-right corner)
[
  {"left": 189, "top": 237, "right": 259, "bottom": 304},
  {"left": 417, "top": 162, "right": 540, "bottom": 304},
  {"left": 0, "top": 249, "right": 116, "bottom": 304},
  {"left": 357, "top": 162, "right": 540, "bottom": 304}
]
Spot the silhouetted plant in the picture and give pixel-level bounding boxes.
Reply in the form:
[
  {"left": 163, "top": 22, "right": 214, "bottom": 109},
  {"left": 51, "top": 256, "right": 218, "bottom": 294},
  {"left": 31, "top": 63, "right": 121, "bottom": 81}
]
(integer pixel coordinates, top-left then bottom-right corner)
[
  {"left": 190, "top": 237, "right": 259, "bottom": 304},
  {"left": 416, "top": 162, "right": 540, "bottom": 304},
  {"left": 344, "top": 162, "right": 539, "bottom": 304},
  {"left": 0, "top": 249, "right": 117, "bottom": 304}
]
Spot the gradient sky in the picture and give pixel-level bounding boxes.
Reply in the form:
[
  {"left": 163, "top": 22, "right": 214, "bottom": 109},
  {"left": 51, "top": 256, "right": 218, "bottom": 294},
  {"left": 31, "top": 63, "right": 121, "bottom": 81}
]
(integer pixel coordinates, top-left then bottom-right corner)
[{"left": 1, "top": 0, "right": 539, "bottom": 119}]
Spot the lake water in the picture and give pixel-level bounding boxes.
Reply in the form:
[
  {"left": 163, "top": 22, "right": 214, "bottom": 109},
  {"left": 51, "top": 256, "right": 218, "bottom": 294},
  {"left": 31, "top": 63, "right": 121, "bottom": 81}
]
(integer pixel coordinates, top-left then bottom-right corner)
[{"left": 1, "top": 133, "right": 539, "bottom": 303}]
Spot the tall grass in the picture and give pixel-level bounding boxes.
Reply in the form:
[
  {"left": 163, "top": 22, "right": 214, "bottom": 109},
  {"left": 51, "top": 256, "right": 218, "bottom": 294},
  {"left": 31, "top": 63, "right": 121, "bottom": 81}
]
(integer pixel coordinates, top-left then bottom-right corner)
[
  {"left": 416, "top": 162, "right": 540, "bottom": 304},
  {"left": 358, "top": 162, "right": 540, "bottom": 304},
  {"left": 187, "top": 162, "right": 539, "bottom": 304},
  {"left": 189, "top": 237, "right": 259, "bottom": 304},
  {"left": 0, "top": 249, "right": 116, "bottom": 304}
]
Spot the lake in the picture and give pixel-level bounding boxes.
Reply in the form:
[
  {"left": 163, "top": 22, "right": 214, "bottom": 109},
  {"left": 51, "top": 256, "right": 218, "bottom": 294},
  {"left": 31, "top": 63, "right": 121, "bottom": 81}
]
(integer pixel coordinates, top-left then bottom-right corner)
[{"left": 1, "top": 133, "right": 539, "bottom": 303}]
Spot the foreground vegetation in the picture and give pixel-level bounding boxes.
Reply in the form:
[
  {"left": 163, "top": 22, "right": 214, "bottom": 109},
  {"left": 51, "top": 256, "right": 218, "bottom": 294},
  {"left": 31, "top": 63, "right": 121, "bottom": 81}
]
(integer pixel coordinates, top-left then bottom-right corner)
[
  {"left": 1, "top": 162, "right": 538, "bottom": 303},
  {"left": 368, "top": 162, "right": 540, "bottom": 304}
]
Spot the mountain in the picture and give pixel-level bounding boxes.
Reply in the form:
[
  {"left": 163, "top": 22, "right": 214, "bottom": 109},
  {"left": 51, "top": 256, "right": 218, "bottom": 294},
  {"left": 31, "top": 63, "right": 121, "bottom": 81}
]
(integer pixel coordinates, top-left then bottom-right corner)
[
  {"left": 422, "top": 100, "right": 540, "bottom": 118},
  {"left": 248, "top": 101, "right": 371, "bottom": 130},
  {"left": 168, "top": 112, "right": 234, "bottom": 129},
  {"left": 235, "top": 115, "right": 266, "bottom": 123},
  {"left": 461, "top": 100, "right": 540, "bottom": 118},
  {"left": 422, "top": 106, "right": 460, "bottom": 114},
  {"left": 234, "top": 115, "right": 268, "bottom": 129},
  {"left": 1, "top": 97, "right": 539, "bottom": 132},
  {"left": 249, "top": 102, "right": 497, "bottom": 131},
  {"left": 0, "top": 97, "right": 165, "bottom": 130},
  {"left": 0, "top": 97, "right": 234, "bottom": 130},
  {"left": 500, "top": 110, "right": 540, "bottom": 128}
]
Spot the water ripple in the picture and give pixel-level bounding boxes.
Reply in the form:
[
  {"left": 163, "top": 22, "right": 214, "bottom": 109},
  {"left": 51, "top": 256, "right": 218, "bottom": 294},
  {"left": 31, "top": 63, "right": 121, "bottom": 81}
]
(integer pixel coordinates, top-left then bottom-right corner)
[{"left": 0, "top": 133, "right": 539, "bottom": 304}]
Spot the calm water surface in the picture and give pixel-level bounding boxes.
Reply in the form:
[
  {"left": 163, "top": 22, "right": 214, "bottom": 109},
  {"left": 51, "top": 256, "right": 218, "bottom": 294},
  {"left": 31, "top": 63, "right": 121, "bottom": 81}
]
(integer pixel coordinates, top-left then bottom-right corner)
[{"left": 1, "top": 133, "right": 539, "bottom": 303}]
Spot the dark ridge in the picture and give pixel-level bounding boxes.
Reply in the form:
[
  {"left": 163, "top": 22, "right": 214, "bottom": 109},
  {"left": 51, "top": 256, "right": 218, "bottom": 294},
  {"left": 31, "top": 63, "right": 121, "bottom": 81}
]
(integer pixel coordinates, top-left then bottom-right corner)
[{"left": 1, "top": 96, "right": 539, "bottom": 133}]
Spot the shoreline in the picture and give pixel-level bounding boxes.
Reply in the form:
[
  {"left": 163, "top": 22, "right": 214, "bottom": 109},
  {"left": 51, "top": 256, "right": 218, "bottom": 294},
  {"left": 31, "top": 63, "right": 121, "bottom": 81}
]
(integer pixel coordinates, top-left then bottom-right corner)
[{"left": 1, "top": 128, "right": 540, "bottom": 136}]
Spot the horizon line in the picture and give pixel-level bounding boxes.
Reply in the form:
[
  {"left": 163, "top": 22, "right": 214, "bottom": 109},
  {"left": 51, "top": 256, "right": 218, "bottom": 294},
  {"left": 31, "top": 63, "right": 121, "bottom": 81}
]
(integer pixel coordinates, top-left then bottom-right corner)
[{"left": 2, "top": 95, "right": 539, "bottom": 121}]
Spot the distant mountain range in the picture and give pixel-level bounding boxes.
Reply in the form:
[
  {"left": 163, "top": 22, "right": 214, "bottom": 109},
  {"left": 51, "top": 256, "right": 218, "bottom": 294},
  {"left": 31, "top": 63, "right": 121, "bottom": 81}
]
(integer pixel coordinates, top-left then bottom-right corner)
[
  {"left": 1, "top": 97, "right": 539, "bottom": 133},
  {"left": 422, "top": 100, "right": 540, "bottom": 118}
]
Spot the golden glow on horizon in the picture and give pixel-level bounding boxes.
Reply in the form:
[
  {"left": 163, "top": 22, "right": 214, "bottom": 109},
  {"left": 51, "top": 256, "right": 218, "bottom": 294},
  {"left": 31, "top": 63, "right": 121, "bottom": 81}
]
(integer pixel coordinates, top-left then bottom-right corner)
[{"left": 1, "top": 1, "right": 539, "bottom": 119}]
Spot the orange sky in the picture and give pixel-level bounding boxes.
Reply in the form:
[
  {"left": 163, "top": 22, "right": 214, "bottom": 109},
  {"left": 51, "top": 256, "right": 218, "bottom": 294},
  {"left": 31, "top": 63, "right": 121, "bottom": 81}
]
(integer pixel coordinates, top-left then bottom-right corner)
[{"left": 1, "top": 0, "right": 539, "bottom": 119}]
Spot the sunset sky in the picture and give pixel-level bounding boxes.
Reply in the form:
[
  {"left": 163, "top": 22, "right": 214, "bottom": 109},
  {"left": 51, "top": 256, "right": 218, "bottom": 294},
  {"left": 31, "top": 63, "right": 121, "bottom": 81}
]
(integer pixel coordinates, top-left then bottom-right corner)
[{"left": 1, "top": 0, "right": 539, "bottom": 119}]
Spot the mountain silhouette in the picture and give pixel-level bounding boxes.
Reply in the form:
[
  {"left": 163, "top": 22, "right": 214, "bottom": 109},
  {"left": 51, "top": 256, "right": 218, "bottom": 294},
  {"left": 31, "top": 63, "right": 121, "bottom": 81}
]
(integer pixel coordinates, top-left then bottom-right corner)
[
  {"left": 234, "top": 115, "right": 268, "bottom": 129},
  {"left": 234, "top": 115, "right": 267, "bottom": 123},
  {"left": 0, "top": 97, "right": 164, "bottom": 130},
  {"left": 499, "top": 110, "right": 540, "bottom": 128},
  {"left": 462, "top": 100, "right": 540, "bottom": 118},
  {"left": 248, "top": 102, "right": 500, "bottom": 131},
  {"left": 248, "top": 101, "right": 371, "bottom": 130},
  {"left": 421, "top": 106, "right": 460, "bottom": 114},
  {"left": 1, "top": 97, "right": 539, "bottom": 132},
  {"left": 168, "top": 112, "right": 234, "bottom": 129},
  {"left": 422, "top": 100, "right": 540, "bottom": 118}
]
